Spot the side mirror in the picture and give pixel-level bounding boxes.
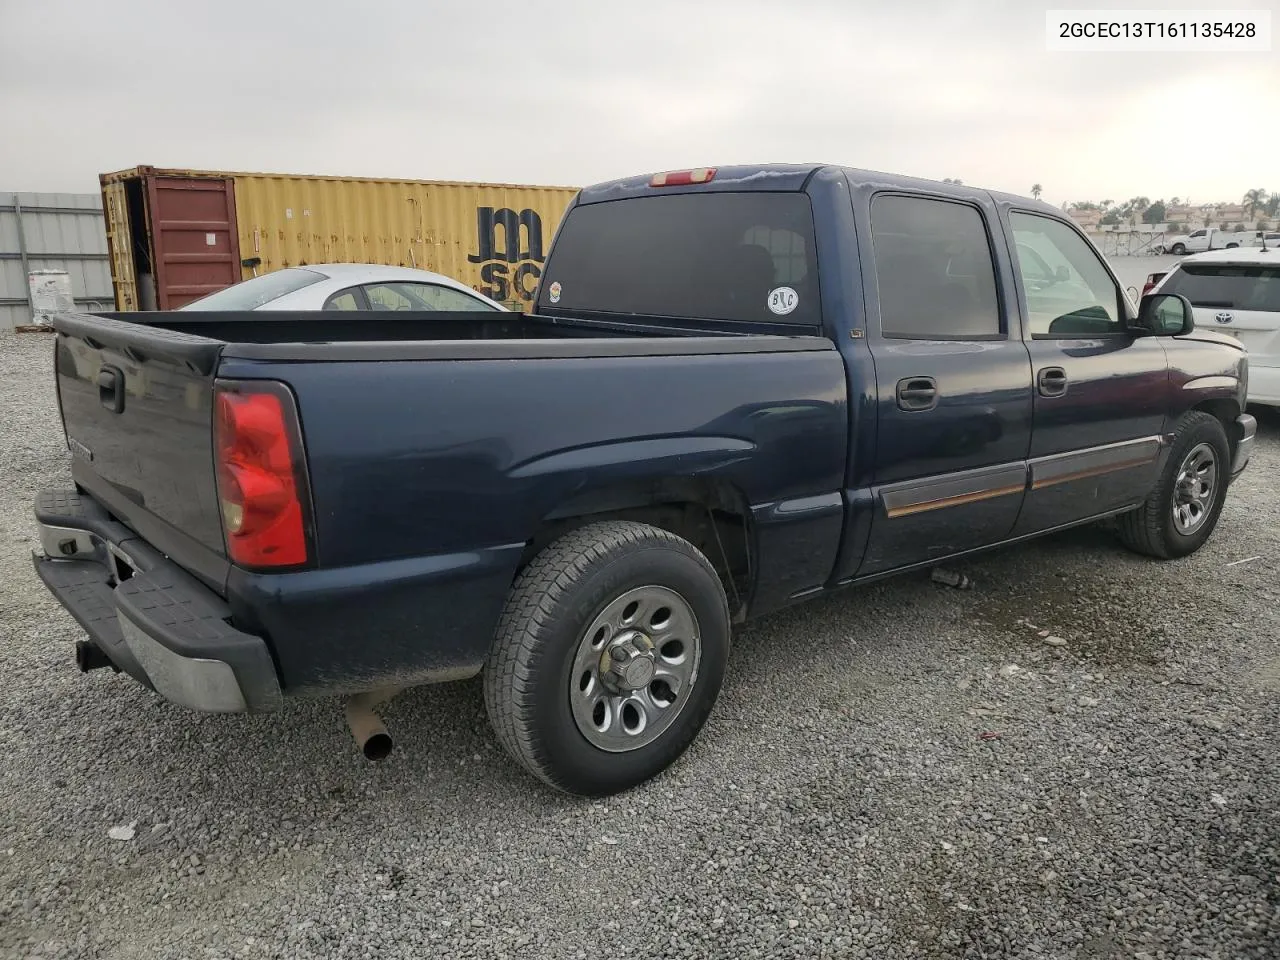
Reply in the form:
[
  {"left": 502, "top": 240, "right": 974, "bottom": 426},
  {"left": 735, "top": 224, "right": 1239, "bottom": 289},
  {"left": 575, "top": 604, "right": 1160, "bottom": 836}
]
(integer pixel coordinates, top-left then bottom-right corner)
[
  {"left": 1054, "top": 265, "right": 1070, "bottom": 282},
  {"left": 1138, "top": 292, "right": 1195, "bottom": 336}
]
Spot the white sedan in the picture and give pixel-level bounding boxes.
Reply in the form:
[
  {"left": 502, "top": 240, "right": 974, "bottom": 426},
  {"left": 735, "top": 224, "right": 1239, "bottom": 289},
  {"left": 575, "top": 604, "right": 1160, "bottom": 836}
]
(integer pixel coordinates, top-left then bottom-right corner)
[{"left": 180, "top": 263, "right": 508, "bottom": 312}]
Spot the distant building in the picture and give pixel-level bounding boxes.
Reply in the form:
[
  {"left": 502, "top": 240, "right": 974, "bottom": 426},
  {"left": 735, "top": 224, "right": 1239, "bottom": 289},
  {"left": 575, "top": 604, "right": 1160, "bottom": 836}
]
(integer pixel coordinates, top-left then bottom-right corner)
[
  {"left": 1068, "top": 207, "right": 1102, "bottom": 230},
  {"left": 1069, "top": 200, "right": 1268, "bottom": 235}
]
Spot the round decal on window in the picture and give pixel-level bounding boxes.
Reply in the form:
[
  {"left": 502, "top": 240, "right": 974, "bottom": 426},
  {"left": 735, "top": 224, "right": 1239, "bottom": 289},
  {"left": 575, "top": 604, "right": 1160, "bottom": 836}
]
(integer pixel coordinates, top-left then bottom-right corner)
[
  {"left": 548, "top": 281, "right": 562, "bottom": 304},
  {"left": 767, "top": 286, "right": 799, "bottom": 316}
]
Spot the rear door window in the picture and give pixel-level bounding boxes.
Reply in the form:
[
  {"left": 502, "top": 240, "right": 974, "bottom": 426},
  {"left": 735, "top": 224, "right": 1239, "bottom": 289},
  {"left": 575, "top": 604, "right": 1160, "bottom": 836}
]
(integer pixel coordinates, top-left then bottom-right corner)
[
  {"left": 869, "top": 195, "right": 1002, "bottom": 339},
  {"left": 1160, "top": 263, "right": 1280, "bottom": 311},
  {"left": 364, "top": 282, "right": 499, "bottom": 312},
  {"left": 323, "top": 289, "right": 362, "bottom": 311},
  {"left": 537, "top": 192, "right": 820, "bottom": 325}
]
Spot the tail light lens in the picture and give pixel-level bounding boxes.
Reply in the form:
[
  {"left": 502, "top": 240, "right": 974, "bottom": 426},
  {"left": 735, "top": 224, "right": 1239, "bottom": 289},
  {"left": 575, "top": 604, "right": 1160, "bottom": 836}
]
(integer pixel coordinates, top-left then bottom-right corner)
[{"left": 213, "top": 380, "right": 313, "bottom": 569}]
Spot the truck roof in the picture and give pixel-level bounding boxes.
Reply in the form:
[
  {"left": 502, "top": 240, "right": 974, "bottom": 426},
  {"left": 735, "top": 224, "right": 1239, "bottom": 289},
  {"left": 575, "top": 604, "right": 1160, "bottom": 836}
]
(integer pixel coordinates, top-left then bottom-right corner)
[{"left": 576, "top": 163, "right": 1065, "bottom": 217}]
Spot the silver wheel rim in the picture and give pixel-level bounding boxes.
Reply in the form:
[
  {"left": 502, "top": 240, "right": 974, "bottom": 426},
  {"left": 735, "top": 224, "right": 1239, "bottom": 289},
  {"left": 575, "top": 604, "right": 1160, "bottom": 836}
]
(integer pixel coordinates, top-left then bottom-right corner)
[
  {"left": 569, "top": 585, "right": 701, "bottom": 753},
  {"left": 1172, "top": 442, "right": 1217, "bottom": 535}
]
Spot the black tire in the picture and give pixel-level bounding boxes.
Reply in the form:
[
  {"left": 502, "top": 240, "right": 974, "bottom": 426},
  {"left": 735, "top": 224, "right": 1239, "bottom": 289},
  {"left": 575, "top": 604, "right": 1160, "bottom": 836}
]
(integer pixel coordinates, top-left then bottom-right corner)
[
  {"left": 1226, "top": 242, "right": 1239, "bottom": 249},
  {"left": 1171, "top": 243, "right": 1186, "bottom": 256},
  {"left": 1116, "top": 411, "right": 1231, "bottom": 559},
  {"left": 483, "top": 520, "right": 730, "bottom": 796}
]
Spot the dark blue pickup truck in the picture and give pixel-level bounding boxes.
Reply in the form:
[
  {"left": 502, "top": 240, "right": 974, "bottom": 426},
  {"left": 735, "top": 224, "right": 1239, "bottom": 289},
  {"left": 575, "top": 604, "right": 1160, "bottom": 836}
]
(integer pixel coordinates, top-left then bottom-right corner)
[{"left": 34, "top": 164, "right": 1256, "bottom": 797}]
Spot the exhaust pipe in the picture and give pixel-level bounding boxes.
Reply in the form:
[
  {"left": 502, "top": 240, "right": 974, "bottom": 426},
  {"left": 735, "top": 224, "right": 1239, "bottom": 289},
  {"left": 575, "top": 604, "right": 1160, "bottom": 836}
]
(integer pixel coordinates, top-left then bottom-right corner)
[
  {"left": 75, "top": 641, "right": 114, "bottom": 673},
  {"left": 344, "top": 688, "right": 402, "bottom": 761}
]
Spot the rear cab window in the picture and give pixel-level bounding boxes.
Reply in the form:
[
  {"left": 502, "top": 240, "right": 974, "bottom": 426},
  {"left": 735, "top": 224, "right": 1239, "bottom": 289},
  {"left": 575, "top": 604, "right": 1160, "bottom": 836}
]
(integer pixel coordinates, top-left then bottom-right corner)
[
  {"left": 536, "top": 192, "right": 820, "bottom": 326},
  {"left": 1161, "top": 263, "right": 1280, "bottom": 311}
]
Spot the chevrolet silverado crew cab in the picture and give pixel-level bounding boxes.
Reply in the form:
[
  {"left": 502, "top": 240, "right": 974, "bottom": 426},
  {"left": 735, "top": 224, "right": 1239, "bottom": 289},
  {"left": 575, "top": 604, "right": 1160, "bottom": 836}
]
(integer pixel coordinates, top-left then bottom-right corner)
[{"left": 32, "top": 164, "right": 1256, "bottom": 797}]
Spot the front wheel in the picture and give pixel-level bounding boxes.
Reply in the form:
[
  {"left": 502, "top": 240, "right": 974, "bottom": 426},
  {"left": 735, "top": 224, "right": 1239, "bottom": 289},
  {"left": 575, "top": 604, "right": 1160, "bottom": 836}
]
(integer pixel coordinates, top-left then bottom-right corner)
[
  {"left": 483, "top": 520, "right": 730, "bottom": 796},
  {"left": 1116, "top": 411, "right": 1231, "bottom": 559},
  {"left": 1170, "top": 243, "right": 1186, "bottom": 256}
]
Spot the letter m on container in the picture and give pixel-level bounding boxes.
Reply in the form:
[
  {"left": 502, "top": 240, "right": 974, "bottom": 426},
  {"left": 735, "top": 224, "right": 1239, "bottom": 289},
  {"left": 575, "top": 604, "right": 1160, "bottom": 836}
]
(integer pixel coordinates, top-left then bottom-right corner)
[{"left": 213, "top": 380, "right": 316, "bottom": 569}]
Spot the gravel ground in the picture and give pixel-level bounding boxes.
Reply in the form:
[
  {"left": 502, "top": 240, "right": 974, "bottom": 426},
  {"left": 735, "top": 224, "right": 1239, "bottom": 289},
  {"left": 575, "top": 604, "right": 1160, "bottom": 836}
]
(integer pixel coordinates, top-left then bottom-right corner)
[{"left": 2, "top": 328, "right": 1279, "bottom": 960}]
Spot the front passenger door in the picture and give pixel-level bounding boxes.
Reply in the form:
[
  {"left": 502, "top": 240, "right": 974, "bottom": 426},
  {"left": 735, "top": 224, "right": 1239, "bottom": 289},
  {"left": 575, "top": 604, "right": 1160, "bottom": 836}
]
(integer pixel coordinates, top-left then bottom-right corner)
[{"left": 1006, "top": 211, "right": 1170, "bottom": 536}]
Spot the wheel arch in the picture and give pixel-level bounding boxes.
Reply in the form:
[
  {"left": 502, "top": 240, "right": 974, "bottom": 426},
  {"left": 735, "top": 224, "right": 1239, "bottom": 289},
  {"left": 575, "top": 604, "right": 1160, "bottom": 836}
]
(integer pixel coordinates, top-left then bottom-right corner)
[
  {"left": 520, "top": 476, "right": 755, "bottom": 621},
  {"left": 1189, "top": 397, "right": 1241, "bottom": 455}
]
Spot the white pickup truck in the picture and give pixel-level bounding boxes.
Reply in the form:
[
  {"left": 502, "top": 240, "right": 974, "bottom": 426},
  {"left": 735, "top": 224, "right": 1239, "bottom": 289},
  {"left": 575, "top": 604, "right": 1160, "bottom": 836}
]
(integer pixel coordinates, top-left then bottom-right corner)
[{"left": 1164, "top": 228, "right": 1275, "bottom": 256}]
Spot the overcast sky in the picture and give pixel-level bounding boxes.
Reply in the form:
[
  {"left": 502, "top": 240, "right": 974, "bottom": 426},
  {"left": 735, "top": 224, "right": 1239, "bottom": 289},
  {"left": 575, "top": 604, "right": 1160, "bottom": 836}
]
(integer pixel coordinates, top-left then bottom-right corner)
[{"left": 2, "top": 0, "right": 1276, "bottom": 207}]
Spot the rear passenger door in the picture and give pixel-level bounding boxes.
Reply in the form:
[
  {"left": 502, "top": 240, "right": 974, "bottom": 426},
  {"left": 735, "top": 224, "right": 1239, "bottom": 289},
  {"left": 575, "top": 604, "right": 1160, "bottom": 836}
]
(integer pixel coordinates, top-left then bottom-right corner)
[
  {"left": 857, "top": 193, "right": 1034, "bottom": 575},
  {"left": 1003, "top": 210, "right": 1170, "bottom": 536}
]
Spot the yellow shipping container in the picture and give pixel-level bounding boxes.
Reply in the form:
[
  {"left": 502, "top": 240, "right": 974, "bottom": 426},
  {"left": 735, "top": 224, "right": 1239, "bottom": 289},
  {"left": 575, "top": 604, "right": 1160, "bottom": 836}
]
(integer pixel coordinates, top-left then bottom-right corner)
[{"left": 99, "top": 166, "right": 579, "bottom": 312}]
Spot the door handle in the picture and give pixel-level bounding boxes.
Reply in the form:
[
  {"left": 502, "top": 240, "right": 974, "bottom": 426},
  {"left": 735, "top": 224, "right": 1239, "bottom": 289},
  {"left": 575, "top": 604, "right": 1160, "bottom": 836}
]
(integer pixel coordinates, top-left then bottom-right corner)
[
  {"left": 1037, "top": 366, "right": 1068, "bottom": 398},
  {"left": 896, "top": 376, "right": 938, "bottom": 411},
  {"left": 98, "top": 366, "right": 125, "bottom": 413}
]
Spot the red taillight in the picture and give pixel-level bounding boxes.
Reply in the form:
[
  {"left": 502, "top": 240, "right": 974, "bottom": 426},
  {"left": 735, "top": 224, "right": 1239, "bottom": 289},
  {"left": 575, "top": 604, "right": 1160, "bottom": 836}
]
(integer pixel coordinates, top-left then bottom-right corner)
[
  {"left": 650, "top": 168, "right": 717, "bottom": 187},
  {"left": 1141, "top": 272, "right": 1167, "bottom": 297},
  {"left": 213, "top": 381, "right": 312, "bottom": 569}
]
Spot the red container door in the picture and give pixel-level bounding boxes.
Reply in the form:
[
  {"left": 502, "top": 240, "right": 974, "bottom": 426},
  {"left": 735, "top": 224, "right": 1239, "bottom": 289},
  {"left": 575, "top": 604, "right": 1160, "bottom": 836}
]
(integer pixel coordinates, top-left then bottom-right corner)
[{"left": 145, "top": 175, "right": 241, "bottom": 309}]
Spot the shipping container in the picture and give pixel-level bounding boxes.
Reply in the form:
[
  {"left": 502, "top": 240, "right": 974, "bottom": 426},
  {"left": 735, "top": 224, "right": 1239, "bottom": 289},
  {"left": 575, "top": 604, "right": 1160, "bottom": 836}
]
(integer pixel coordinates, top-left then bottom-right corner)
[{"left": 99, "top": 166, "right": 579, "bottom": 311}]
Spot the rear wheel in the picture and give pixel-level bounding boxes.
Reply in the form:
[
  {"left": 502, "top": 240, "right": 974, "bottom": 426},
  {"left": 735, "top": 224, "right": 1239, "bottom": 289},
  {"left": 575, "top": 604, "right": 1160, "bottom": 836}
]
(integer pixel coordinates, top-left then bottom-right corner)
[
  {"left": 1116, "top": 411, "right": 1231, "bottom": 559},
  {"left": 483, "top": 520, "right": 730, "bottom": 796}
]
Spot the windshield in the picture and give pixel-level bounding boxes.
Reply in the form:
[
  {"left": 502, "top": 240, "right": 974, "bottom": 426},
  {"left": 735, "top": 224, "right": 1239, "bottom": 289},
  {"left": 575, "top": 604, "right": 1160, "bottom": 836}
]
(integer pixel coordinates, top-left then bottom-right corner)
[
  {"left": 537, "top": 192, "right": 820, "bottom": 326},
  {"left": 1161, "top": 263, "right": 1280, "bottom": 311},
  {"left": 180, "top": 268, "right": 326, "bottom": 311}
]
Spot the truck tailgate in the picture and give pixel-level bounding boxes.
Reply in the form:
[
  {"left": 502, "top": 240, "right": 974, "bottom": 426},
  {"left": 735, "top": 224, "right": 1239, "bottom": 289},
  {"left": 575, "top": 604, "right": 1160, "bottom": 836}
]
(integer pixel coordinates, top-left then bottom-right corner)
[{"left": 54, "top": 314, "right": 229, "bottom": 586}]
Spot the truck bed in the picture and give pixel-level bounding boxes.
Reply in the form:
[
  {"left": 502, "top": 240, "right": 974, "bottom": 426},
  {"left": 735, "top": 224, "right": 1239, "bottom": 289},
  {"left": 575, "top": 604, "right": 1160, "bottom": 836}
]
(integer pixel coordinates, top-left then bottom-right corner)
[
  {"left": 93, "top": 308, "right": 821, "bottom": 345},
  {"left": 60, "top": 310, "right": 827, "bottom": 368},
  {"left": 47, "top": 306, "right": 845, "bottom": 699},
  {"left": 107, "top": 309, "right": 638, "bottom": 345}
]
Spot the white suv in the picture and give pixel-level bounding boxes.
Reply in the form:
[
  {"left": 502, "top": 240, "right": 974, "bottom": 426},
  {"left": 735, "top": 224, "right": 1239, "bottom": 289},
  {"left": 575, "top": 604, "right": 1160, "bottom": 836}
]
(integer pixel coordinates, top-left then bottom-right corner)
[{"left": 1153, "top": 246, "right": 1280, "bottom": 406}]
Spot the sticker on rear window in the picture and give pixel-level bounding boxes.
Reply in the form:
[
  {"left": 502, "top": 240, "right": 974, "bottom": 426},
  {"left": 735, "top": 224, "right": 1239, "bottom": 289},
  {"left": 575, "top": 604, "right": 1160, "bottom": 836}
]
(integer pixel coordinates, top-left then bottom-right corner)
[
  {"left": 767, "top": 286, "right": 799, "bottom": 316},
  {"left": 548, "top": 281, "right": 562, "bottom": 304}
]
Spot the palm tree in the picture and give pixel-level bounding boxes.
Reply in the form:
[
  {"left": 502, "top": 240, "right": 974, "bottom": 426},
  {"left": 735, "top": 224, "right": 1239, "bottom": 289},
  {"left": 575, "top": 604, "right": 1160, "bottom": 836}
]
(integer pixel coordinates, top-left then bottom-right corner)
[
  {"left": 1243, "top": 188, "right": 1268, "bottom": 219},
  {"left": 1031, "top": 184, "right": 1043, "bottom": 200},
  {"left": 1169, "top": 196, "right": 1181, "bottom": 207}
]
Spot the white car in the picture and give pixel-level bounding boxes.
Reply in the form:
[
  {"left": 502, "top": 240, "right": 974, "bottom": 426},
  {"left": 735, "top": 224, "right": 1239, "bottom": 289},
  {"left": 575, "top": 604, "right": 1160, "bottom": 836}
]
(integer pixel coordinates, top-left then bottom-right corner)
[
  {"left": 1152, "top": 245, "right": 1280, "bottom": 406},
  {"left": 180, "top": 264, "right": 508, "bottom": 312}
]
